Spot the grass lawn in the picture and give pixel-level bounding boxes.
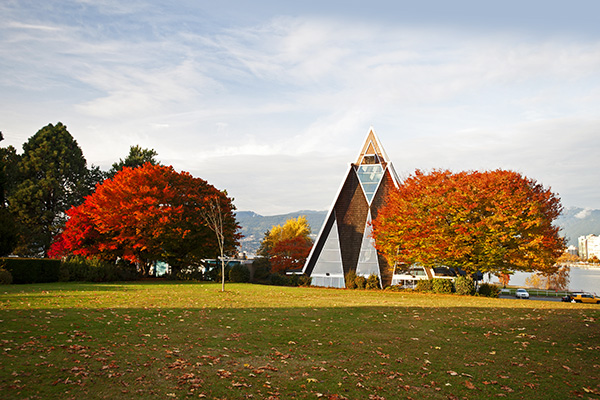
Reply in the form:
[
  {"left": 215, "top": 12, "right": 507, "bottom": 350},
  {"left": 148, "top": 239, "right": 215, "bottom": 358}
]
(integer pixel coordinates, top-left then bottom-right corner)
[{"left": 1, "top": 282, "right": 599, "bottom": 399}]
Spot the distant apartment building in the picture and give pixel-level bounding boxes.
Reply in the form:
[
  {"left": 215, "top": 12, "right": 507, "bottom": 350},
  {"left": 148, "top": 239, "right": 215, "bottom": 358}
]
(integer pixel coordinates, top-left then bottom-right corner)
[{"left": 578, "top": 234, "right": 600, "bottom": 260}]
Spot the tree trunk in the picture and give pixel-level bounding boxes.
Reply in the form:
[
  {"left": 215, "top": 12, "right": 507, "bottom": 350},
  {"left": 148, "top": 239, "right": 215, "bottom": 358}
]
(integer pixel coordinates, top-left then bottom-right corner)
[{"left": 221, "top": 257, "right": 225, "bottom": 292}]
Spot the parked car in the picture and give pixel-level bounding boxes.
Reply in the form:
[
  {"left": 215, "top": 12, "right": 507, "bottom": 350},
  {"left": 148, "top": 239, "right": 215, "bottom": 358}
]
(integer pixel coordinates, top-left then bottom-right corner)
[
  {"left": 515, "top": 288, "right": 530, "bottom": 299},
  {"left": 568, "top": 293, "right": 600, "bottom": 304}
]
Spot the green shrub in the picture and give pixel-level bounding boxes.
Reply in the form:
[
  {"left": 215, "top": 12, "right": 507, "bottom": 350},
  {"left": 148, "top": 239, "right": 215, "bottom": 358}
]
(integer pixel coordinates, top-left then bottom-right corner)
[
  {"left": 345, "top": 271, "right": 358, "bottom": 289},
  {"left": 384, "top": 285, "right": 404, "bottom": 292},
  {"left": 60, "top": 257, "right": 139, "bottom": 282},
  {"left": 432, "top": 278, "right": 453, "bottom": 294},
  {"left": 355, "top": 275, "right": 366, "bottom": 289},
  {"left": 416, "top": 279, "right": 433, "bottom": 292},
  {"left": 454, "top": 276, "right": 475, "bottom": 295},
  {"left": 251, "top": 258, "right": 271, "bottom": 282},
  {"left": 268, "top": 273, "right": 292, "bottom": 286},
  {"left": 1, "top": 258, "right": 60, "bottom": 284},
  {"left": 0, "top": 268, "right": 13, "bottom": 285},
  {"left": 215, "top": 263, "right": 233, "bottom": 283},
  {"left": 269, "top": 273, "right": 312, "bottom": 287},
  {"left": 366, "top": 274, "right": 380, "bottom": 290},
  {"left": 298, "top": 274, "right": 312, "bottom": 287},
  {"left": 59, "top": 258, "right": 85, "bottom": 281},
  {"left": 116, "top": 260, "right": 141, "bottom": 281},
  {"left": 289, "top": 273, "right": 300, "bottom": 287},
  {"left": 478, "top": 283, "right": 500, "bottom": 298},
  {"left": 58, "top": 263, "right": 71, "bottom": 281},
  {"left": 229, "top": 263, "right": 250, "bottom": 283}
]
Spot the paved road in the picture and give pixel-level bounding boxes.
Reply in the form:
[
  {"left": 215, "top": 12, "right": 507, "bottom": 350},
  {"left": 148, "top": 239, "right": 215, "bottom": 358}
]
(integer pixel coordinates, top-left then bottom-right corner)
[{"left": 499, "top": 294, "right": 563, "bottom": 302}]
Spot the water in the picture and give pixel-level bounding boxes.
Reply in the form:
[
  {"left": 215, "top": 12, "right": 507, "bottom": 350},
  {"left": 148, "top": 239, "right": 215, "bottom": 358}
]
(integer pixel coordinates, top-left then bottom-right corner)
[{"left": 497, "top": 267, "right": 600, "bottom": 294}]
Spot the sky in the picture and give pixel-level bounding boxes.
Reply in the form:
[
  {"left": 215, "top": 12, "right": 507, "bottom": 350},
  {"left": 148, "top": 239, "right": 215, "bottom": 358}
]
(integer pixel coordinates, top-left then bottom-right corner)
[{"left": 2, "top": 0, "right": 600, "bottom": 215}]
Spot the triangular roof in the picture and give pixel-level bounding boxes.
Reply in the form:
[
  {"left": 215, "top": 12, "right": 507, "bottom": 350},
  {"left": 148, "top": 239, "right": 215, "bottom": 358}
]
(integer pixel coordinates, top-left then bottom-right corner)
[
  {"left": 355, "top": 127, "right": 390, "bottom": 167},
  {"left": 302, "top": 127, "right": 400, "bottom": 288}
]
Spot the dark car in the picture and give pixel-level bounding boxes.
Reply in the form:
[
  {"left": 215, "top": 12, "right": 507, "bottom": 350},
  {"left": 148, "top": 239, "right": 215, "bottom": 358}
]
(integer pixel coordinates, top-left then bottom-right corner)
[{"left": 562, "top": 292, "right": 587, "bottom": 302}]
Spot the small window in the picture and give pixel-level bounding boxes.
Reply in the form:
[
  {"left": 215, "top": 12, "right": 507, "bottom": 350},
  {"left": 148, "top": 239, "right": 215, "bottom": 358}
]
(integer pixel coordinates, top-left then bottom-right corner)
[{"left": 362, "top": 155, "right": 378, "bottom": 165}]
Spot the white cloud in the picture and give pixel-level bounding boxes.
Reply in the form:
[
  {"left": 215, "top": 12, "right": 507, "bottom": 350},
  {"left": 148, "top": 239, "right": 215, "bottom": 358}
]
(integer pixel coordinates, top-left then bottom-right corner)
[
  {"left": 7, "top": 22, "right": 62, "bottom": 31},
  {"left": 3, "top": 5, "right": 600, "bottom": 214},
  {"left": 576, "top": 208, "right": 592, "bottom": 219}
]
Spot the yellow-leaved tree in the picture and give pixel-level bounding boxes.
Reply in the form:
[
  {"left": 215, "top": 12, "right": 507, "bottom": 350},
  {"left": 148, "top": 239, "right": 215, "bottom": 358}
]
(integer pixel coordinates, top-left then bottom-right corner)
[{"left": 258, "top": 216, "right": 313, "bottom": 273}]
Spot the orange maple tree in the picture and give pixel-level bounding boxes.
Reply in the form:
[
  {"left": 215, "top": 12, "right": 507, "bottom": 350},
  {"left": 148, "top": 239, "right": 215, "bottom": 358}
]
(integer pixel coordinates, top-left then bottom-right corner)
[
  {"left": 49, "top": 163, "right": 240, "bottom": 275},
  {"left": 497, "top": 272, "right": 511, "bottom": 287},
  {"left": 372, "top": 169, "right": 565, "bottom": 276}
]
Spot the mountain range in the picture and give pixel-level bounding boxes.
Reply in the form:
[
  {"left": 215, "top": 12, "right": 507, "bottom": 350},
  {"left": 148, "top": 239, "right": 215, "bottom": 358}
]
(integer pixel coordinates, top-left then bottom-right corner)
[
  {"left": 235, "top": 210, "right": 327, "bottom": 256},
  {"left": 236, "top": 207, "right": 600, "bottom": 256},
  {"left": 556, "top": 207, "right": 600, "bottom": 246}
]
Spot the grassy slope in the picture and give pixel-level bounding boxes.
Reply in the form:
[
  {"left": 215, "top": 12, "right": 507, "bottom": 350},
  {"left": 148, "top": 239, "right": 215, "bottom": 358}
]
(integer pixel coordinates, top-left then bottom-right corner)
[{"left": 1, "top": 282, "right": 599, "bottom": 399}]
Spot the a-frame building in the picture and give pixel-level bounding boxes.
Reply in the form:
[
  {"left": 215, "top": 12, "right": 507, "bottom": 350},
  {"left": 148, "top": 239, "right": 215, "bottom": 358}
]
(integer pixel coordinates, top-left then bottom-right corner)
[{"left": 302, "top": 128, "right": 400, "bottom": 288}]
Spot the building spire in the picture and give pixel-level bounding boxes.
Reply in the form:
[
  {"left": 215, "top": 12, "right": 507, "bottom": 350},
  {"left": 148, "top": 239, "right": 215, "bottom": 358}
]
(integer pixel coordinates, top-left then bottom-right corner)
[{"left": 355, "top": 127, "right": 390, "bottom": 168}]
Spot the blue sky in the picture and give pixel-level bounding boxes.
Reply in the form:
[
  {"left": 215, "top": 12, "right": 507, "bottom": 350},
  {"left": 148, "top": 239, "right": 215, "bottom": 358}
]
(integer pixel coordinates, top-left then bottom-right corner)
[{"left": 2, "top": 1, "right": 600, "bottom": 215}]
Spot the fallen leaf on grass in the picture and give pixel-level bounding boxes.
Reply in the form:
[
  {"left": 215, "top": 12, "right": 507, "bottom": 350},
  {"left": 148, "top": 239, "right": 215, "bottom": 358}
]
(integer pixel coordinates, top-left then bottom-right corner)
[
  {"left": 447, "top": 371, "right": 458, "bottom": 376},
  {"left": 464, "top": 380, "right": 476, "bottom": 390},
  {"left": 258, "top": 365, "right": 279, "bottom": 372},
  {"left": 217, "top": 369, "right": 232, "bottom": 378},
  {"left": 583, "top": 387, "right": 600, "bottom": 395}
]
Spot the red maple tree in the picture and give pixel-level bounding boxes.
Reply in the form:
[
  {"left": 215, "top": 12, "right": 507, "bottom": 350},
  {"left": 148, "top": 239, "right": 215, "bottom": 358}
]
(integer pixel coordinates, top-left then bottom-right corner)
[
  {"left": 372, "top": 169, "right": 565, "bottom": 276},
  {"left": 49, "top": 163, "right": 240, "bottom": 275},
  {"left": 269, "top": 236, "right": 313, "bottom": 273}
]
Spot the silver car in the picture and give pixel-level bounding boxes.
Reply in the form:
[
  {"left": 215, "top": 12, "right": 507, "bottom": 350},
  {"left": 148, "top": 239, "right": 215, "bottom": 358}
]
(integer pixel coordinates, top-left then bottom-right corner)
[{"left": 515, "top": 288, "right": 530, "bottom": 299}]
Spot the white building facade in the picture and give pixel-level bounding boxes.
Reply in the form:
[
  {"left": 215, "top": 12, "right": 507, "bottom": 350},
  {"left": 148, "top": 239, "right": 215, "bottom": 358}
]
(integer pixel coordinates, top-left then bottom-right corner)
[{"left": 578, "top": 234, "right": 600, "bottom": 260}]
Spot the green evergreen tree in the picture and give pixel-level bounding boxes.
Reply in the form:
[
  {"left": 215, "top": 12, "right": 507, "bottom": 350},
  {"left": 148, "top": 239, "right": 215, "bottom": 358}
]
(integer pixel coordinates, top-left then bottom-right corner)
[
  {"left": 0, "top": 132, "right": 20, "bottom": 208},
  {"left": 9, "top": 123, "right": 88, "bottom": 256},
  {"left": 107, "top": 145, "right": 158, "bottom": 178},
  {"left": 0, "top": 132, "right": 20, "bottom": 256}
]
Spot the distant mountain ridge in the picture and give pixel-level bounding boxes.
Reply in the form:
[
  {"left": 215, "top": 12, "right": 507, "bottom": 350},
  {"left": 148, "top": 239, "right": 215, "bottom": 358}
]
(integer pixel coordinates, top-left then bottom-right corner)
[
  {"left": 557, "top": 207, "right": 600, "bottom": 246},
  {"left": 235, "top": 210, "right": 327, "bottom": 256},
  {"left": 236, "top": 207, "right": 600, "bottom": 256}
]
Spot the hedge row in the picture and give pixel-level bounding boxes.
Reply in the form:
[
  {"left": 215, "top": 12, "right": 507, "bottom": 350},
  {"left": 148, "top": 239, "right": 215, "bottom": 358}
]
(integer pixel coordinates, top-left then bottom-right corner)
[
  {"left": 0, "top": 258, "right": 60, "bottom": 284},
  {"left": 414, "top": 277, "right": 499, "bottom": 297},
  {"left": 0, "top": 257, "right": 140, "bottom": 284},
  {"left": 59, "top": 257, "right": 140, "bottom": 282}
]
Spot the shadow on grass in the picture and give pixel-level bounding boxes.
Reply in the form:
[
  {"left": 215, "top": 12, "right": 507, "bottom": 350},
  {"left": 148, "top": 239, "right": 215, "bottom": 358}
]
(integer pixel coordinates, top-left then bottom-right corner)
[{"left": 1, "top": 297, "right": 599, "bottom": 400}]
